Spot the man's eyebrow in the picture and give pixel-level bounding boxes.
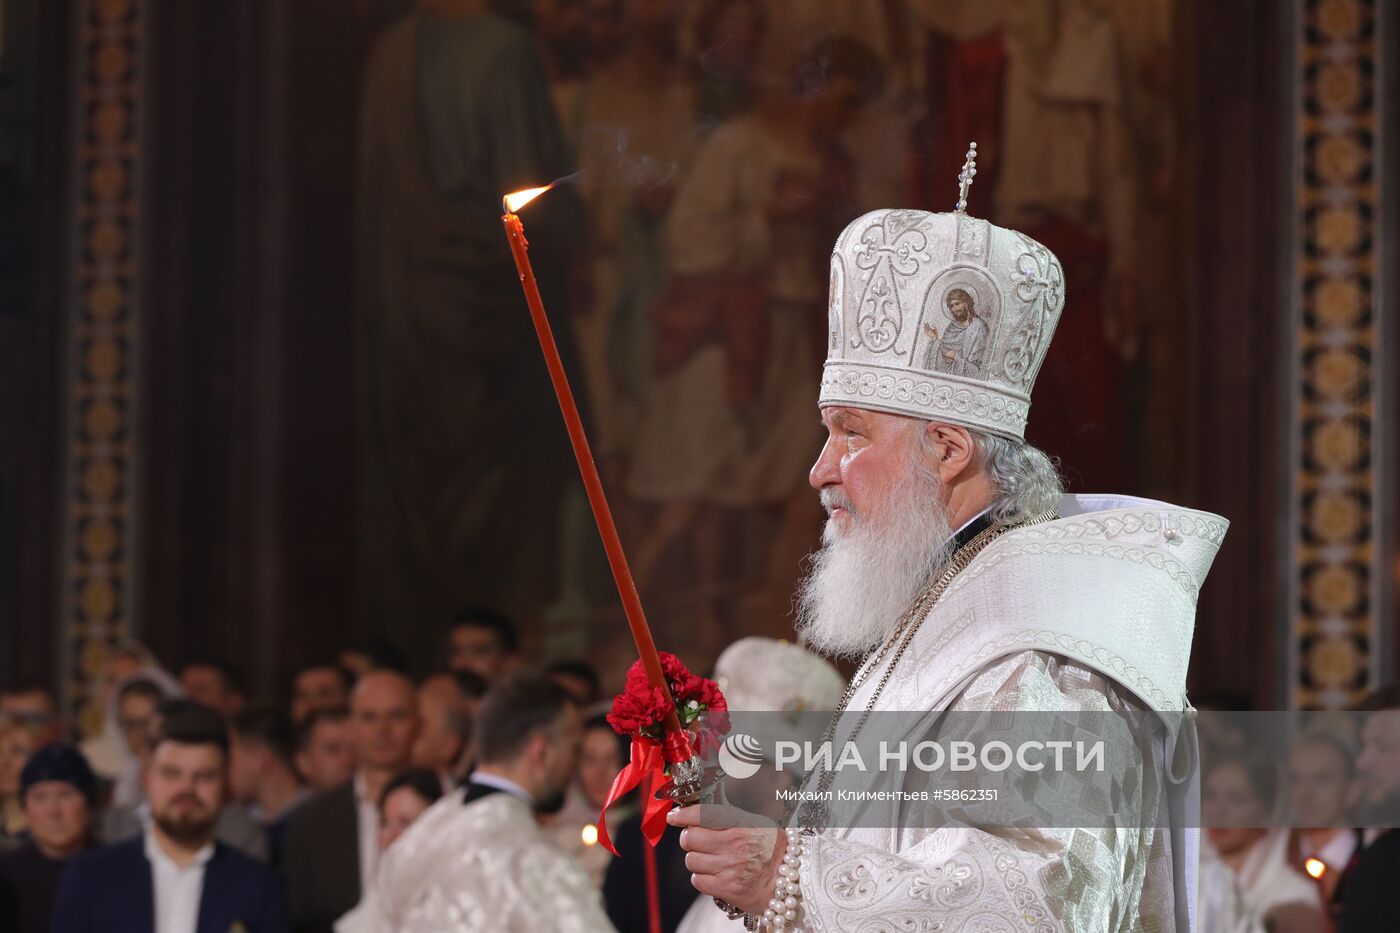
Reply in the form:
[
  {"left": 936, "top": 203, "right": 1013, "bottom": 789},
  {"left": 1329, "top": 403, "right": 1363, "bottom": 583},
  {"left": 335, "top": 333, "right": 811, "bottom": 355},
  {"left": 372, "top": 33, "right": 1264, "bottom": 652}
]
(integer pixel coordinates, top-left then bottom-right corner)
[{"left": 823, "top": 410, "right": 865, "bottom": 431}]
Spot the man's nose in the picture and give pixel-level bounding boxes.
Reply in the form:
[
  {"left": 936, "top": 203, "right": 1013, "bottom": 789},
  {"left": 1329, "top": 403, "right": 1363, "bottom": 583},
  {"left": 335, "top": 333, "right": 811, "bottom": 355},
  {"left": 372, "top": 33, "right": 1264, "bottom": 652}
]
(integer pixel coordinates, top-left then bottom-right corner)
[{"left": 809, "top": 436, "right": 840, "bottom": 490}]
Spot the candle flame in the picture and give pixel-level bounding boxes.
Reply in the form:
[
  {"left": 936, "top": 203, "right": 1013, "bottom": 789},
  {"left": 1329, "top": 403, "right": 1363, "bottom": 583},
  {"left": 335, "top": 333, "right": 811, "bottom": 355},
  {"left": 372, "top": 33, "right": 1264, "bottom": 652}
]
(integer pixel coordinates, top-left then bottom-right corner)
[
  {"left": 581, "top": 823, "right": 599, "bottom": 847},
  {"left": 1304, "top": 857, "right": 1326, "bottom": 879},
  {"left": 503, "top": 185, "right": 553, "bottom": 213}
]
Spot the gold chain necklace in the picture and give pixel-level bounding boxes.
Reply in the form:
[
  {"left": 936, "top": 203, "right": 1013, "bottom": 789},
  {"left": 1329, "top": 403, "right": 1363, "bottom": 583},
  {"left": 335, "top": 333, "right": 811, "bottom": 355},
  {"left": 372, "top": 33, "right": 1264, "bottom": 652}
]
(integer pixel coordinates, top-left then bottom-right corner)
[{"left": 793, "top": 508, "right": 1058, "bottom": 829}]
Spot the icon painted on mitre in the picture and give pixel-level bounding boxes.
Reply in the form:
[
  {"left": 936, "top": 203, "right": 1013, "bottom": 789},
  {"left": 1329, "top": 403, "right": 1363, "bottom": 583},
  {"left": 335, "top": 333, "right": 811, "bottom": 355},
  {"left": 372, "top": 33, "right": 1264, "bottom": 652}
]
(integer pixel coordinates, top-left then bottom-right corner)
[{"left": 922, "top": 287, "right": 988, "bottom": 376}]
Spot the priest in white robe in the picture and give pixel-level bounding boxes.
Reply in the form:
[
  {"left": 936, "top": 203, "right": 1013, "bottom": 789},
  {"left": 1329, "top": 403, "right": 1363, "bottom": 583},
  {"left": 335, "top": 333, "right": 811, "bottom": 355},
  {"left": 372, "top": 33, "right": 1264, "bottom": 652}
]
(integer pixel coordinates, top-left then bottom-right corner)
[
  {"left": 374, "top": 675, "right": 617, "bottom": 933},
  {"left": 671, "top": 166, "right": 1226, "bottom": 931},
  {"left": 677, "top": 639, "right": 845, "bottom": 933}
]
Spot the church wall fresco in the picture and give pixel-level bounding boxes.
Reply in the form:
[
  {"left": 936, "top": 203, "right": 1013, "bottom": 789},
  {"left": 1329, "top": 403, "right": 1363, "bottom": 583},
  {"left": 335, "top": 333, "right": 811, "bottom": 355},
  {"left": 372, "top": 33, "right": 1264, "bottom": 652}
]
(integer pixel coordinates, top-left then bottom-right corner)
[
  {"left": 349, "top": 1, "right": 1204, "bottom": 691},
  {"left": 37, "top": 0, "right": 1392, "bottom": 712}
]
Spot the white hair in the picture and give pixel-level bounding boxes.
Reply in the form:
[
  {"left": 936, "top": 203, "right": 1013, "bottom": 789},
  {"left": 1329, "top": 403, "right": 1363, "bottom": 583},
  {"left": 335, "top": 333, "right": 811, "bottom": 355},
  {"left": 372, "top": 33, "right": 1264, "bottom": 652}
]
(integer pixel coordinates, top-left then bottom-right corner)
[
  {"left": 971, "top": 431, "right": 1064, "bottom": 522},
  {"left": 918, "top": 427, "right": 1063, "bottom": 524}
]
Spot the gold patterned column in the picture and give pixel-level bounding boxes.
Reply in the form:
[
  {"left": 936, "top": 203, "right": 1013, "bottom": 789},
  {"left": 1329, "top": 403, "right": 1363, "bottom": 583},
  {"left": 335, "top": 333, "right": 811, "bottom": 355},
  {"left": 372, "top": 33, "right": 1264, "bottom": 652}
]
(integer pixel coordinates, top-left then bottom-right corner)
[
  {"left": 1290, "top": 0, "right": 1383, "bottom": 708},
  {"left": 58, "top": 0, "right": 144, "bottom": 735}
]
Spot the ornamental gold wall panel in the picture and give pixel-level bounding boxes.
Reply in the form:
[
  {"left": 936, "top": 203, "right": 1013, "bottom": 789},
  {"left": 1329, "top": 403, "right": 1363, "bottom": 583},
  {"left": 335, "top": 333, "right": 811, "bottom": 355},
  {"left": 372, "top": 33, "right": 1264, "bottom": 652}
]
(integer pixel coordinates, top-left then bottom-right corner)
[
  {"left": 1291, "top": 0, "right": 1384, "bottom": 709},
  {"left": 59, "top": 0, "right": 144, "bottom": 734}
]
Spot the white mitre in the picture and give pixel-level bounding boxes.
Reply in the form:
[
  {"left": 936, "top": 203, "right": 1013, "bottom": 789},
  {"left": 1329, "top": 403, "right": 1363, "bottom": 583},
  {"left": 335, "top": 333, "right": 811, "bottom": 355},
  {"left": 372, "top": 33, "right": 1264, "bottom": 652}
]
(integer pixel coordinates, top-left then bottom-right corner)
[
  {"left": 821, "top": 146, "right": 1062, "bottom": 440},
  {"left": 820, "top": 148, "right": 1228, "bottom": 721}
]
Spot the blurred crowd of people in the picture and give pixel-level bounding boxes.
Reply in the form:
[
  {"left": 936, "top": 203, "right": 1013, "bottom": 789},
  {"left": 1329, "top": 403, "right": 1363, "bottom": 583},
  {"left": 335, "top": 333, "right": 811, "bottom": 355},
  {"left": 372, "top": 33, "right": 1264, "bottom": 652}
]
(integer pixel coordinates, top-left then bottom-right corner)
[
  {"left": 1193, "top": 689, "right": 1400, "bottom": 933},
  {"left": 4, "top": 620, "right": 1400, "bottom": 932},
  {"left": 0, "top": 605, "right": 860, "bottom": 933},
  {"left": 0, "top": 611, "right": 692, "bottom": 932}
]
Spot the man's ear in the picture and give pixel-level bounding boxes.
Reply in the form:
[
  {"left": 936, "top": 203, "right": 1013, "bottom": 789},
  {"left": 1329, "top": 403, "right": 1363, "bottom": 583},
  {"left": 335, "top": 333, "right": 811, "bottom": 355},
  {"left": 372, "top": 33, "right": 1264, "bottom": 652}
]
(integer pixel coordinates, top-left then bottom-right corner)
[
  {"left": 526, "top": 732, "right": 550, "bottom": 767},
  {"left": 921, "top": 422, "right": 977, "bottom": 485}
]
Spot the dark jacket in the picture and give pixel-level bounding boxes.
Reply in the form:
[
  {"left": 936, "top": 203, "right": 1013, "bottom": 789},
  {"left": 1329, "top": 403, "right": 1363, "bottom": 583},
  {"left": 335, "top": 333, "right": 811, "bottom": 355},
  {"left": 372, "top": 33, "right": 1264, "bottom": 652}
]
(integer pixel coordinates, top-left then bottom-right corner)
[
  {"left": 0, "top": 840, "right": 83, "bottom": 933},
  {"left": 280, "top": 782, "right": 360, "bottom": 933},
  {"left": 602, "top": 816, "right": 697, "bottom": 933},
  {"left": 50, "top": 836, "right": 289, "bottom": 933},
  {"left": 1341, "top": 829, "right": 1400, "bottom": 932}
]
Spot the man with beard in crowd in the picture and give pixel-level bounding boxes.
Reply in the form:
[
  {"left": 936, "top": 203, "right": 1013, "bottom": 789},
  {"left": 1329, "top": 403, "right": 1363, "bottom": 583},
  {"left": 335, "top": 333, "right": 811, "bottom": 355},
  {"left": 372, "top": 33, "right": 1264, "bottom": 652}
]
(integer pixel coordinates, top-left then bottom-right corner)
[
  {"left": 53, "top": 701, "right": 288, "bottom": 933},
  {"left": 669, "top": 171, "right": 1229, "bottom": 930},
  {"left": 410, "top": 671, "right": 483, "bottom": 783}
]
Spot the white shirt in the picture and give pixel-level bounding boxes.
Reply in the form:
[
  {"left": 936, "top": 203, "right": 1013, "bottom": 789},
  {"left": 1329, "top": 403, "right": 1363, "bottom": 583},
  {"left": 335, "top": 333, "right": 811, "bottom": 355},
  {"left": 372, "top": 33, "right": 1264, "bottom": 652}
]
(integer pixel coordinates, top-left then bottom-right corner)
[
  {"left": 467, "top": 770, "right": 534, "bottom": 804},
  {"left": 144, "top": 828, "right": 214, "bottom": 933},
  {"left": 1234, "top": 830, "right": 1325, "bottom": 922},
  {"left": 353, "top": 773, "right": 381, "bottom": 896},
  {"left": 1299, "top": 828, "right": 1359, "bottom": 873}
]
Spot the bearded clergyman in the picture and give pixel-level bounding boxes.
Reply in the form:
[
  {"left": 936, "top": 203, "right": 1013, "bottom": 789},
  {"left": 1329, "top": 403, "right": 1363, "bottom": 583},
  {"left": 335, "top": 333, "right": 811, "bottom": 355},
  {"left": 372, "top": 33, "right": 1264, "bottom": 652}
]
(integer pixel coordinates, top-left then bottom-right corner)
[{"left": 671, "top": 146, "right": 1227, "bottom": 932}]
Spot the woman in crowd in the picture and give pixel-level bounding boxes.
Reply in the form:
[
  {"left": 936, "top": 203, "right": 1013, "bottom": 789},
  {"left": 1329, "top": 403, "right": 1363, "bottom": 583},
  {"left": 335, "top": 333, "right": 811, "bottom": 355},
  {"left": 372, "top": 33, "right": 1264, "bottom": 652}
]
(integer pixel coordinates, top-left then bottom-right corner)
[
  {"left": 76, "top": 641, "right": 167, "bottom": 777},
  {"left": 335, "top": 767, "right": 446, "bottom": 933},
  {"left": 78, "top": 642, "right": 182, "bottom": 806},
  {"left": 105, "top": 675, "right": 179, "bottom": 810},
  {"left": 545, "top": 712, "right": 630, "bottom": 887},
  {"left": 1205, "top": 754, "right": 1328, "bottom": 933},
  {"left": 378, "top": 768, "right": 446, "bottom": 851},
  {"left": 0, "top": 744, "right": 98, "bottom": 933}
]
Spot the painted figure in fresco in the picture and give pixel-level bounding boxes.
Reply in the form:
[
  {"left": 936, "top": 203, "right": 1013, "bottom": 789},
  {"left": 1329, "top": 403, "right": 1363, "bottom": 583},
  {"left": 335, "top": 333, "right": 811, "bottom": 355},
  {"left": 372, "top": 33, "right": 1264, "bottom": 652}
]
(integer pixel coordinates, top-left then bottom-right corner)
[
  {"left": 923, "top": 287, "right": 987, "bottom": 376},
  {"left": 356, "top": 2, "right": 587, "bottom": 636}
]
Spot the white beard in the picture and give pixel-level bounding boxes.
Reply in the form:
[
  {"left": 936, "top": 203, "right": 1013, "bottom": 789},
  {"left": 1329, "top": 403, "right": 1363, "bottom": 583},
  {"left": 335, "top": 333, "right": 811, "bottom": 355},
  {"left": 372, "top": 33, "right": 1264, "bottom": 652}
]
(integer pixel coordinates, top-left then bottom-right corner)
[{"left": 795, "top": 463, "right": 954, "bottom": 662}]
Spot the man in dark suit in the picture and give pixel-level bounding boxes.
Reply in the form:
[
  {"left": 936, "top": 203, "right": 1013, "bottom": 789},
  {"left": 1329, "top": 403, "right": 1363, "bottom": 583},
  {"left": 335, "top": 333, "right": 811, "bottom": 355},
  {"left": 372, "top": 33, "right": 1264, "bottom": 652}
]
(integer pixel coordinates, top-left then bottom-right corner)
[
  {"left": 281, "top": 669, "right": 419, "bottom": 933},
  {"left": 1341, "top": 685, "right": 1400, "bottom": 931},
  {"left": 52, "top": 701, "right": 288, "bottom": 933}
]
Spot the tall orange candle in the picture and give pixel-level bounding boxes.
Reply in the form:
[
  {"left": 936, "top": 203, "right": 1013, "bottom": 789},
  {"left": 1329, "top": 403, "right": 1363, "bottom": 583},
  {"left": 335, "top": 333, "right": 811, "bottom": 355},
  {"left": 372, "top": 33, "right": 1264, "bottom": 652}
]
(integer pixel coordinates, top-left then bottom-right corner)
[{"left": 501, "top": 187, "right": 688, "bottom": 749}]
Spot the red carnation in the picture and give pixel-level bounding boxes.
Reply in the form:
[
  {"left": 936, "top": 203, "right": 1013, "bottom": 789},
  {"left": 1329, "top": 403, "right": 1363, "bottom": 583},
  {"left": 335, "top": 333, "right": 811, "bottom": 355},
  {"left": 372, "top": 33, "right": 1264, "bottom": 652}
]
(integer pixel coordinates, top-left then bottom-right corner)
[
  {"left": 692, "top": 677, "right": 727, "bottom": 713},
  {"left": 659, "top": 652, "right": 690, "bottom": 687},
  {"left": 606, "top": 679, "right": 673, "bottom": 736},
  {"left": 608, "top": 653, "right": 730, "bottom": 745}
]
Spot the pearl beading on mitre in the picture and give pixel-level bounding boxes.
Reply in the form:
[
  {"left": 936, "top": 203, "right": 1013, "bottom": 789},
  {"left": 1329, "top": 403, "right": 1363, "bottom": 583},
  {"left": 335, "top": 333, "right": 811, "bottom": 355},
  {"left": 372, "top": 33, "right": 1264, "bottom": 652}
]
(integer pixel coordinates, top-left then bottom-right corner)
[{"left": 954, "top": 142, "right": 978, "bottom": 213}]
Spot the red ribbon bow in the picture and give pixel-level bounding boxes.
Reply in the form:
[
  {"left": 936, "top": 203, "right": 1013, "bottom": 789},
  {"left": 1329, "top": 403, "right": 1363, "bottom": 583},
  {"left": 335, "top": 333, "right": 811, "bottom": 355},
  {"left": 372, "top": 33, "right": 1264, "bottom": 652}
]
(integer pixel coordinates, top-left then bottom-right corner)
[{"left": 597, "top": 736, "right": 678, "bottom": 856}]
